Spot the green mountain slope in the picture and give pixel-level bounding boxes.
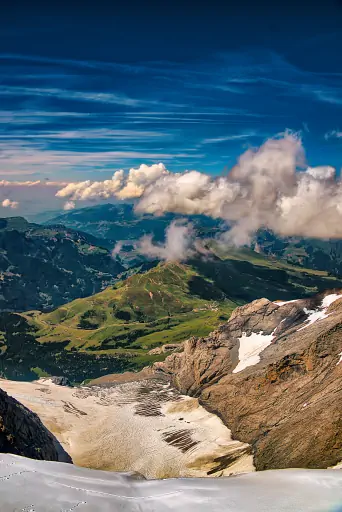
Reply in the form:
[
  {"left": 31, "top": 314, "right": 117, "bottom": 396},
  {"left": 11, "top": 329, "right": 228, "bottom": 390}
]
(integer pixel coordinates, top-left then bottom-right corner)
[
  {"left": 254, "top": 230, "right": 342, "bottom": 277},
  {"left": 1, "top": 252, "right": 341, "bottom": 383},
  {"left": 0, "top": 262, "right": 235, "bottom": 382},
  {"left": 0, "top": 217, "right": 124, "bottom": 311}
]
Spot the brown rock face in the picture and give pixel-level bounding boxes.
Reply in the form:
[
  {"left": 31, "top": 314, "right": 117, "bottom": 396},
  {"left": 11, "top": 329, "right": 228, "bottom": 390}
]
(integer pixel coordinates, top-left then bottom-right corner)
[
  {"left": 0, "top": 386, "right": 72, "bottom": 463},
  {"left": 154, "top": 293, "right": 342, "bottom": 470}
]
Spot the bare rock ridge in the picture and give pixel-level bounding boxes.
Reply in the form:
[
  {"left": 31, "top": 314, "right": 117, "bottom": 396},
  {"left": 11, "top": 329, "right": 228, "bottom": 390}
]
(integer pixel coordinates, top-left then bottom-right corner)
[
  {"left": 154, "top": 290, "right": 342, "bottom": 470},
  {"left": 0, "top": 386, "right": 72, "bottom": 463}
]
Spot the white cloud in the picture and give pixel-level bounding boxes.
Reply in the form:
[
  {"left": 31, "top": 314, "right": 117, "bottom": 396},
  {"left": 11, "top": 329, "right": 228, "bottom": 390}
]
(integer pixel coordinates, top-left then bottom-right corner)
[
  {"left": 1, "top": 132, "right": 342, "bottom": 244},
  {"left": 55, "top": 132, "right": 342, "bottom": 243},
  {"left": 138, "top": 220, "right": 195, "bottom": 261},
  {"left": 201, "top": 132, "right": 257, "bottom": 144},
  {"left": 56, "top": 170, "right": 125, "bottom": 201},
  {"left": 63, "top": 201, "right": 75, "bottom": 211},
  {"left": 117, "top": 163, "right": 168, "bottom": 199},
  {"left": 2, "top": 198, "right": 18, "bottom": 209}
]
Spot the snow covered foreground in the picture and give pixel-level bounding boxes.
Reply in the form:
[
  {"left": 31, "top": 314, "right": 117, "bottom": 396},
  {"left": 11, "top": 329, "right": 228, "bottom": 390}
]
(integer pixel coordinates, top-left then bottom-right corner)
[{"left": 1, "top": 454, "right": 342, "bottom": 511}]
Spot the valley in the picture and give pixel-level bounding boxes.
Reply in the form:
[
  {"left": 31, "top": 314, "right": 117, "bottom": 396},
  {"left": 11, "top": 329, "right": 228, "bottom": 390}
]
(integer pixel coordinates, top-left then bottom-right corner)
[
  {"left": 1, "top": 241, "right": 341, "bottom": 382},
  {"left": 1, "top": 206, "right": 342, "bottom": 477}
]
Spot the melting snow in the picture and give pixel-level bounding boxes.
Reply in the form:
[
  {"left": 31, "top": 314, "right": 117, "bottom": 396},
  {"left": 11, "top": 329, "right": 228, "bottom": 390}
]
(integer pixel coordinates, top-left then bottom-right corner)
[
  {"left": 298, "top": 293, "right": 342, "bottom": 331},
  {"left": 233, "top": 331, "right": 275, "bottom": 373}
]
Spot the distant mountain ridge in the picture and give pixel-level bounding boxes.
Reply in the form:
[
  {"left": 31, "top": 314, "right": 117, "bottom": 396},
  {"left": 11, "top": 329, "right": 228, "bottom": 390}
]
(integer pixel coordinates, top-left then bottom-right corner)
[
  {"left": 46, "top": 202, "right": 222, "bottom": 241},
  {"left": 48, "top": 203, "right": 342, "bottom": 278},
  {"left": 0, "top": 216, "right": 124, "bottom": 312},
  {"left": 254, "top": 230, "right": 342, "bottom": 277}
]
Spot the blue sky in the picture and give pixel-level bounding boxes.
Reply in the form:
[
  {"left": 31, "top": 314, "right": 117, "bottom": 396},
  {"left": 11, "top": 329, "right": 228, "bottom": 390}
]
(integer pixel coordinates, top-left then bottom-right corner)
[{"left": 0, "top": 0, "right": 342, "bottom": 183}]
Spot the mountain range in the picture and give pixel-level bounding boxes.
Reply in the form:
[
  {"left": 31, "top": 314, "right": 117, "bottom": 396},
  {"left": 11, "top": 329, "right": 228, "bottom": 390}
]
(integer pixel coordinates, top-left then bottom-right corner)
[
  {"left": 1, "top": 247, "right": 341, "bottom": 382},
  {"left": 46, "top": 203, "right": 221, "bottom": 244},
  {"left": 0, "top": 216, "right": 124, "bottom": 311},
  {"left": 48, "top": 203, "right": 342, "bottom": 278},
  {"left": 1, "top": 202, "right": 342, "bottom": 496}
]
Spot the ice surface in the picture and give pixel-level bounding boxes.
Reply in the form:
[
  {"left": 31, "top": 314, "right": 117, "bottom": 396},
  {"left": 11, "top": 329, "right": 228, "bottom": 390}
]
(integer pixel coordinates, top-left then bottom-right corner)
[
  {"left": 233, "top": 331, "right": 275, "bottom": 373},
  {"left": 0, "top": 454, "right": 342, "bottom": 511}
]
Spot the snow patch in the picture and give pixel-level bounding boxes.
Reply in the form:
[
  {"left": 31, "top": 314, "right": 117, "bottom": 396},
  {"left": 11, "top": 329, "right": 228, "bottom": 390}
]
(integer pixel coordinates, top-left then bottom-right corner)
[
  {"left": 273, "top": 299, "right": 298, "bottom": 307},
  {"left": 322, "top": 293, "right": 342, "bottom": 308},
  {"left": 298, "top": 293, "right": 342, "bottom": 331},
  {"left": 233, "top": 331, "right": 275, "bottom": 374}
]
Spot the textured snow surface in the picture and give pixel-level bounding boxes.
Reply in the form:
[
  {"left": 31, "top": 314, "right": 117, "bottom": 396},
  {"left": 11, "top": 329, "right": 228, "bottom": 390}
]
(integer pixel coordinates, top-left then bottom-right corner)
[
  {"left": 0, "top": 378, "right": 253, "bottom": 478},
  {"left": 233, "top": 331, "right": 275, "bottom": 373},
  {"left": 298, "top": 293, "right": 342, "bottom": 331},
  {"left": 1, "top": 454, "right": 342, "bottom": 511}
]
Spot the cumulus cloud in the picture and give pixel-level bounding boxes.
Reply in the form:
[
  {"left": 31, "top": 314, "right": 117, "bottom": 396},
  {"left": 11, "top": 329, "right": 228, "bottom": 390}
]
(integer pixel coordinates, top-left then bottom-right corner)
[
  {"left": 54, "top": 132, "right": 342, "bottom": 244},
  {"left": 56, "top": 164, "right": 167, "bottom": 202},
  {"left": 117, "top": 163, "right": 168, "bottom": 199},
  {"left": 56, "top": 170, "right": 124, "bottom": 201},
  {"left": 138, "top": 220, "right": 195, "bottom": 261},
  {"left": 2, "top": 198, "right": 18, "bottom": 209},
  {"left": 306, "top": 166, "right": 336, "bottom": 180},
  {"left": 63, "top": 200, "right": 75, "bottom": 211}
]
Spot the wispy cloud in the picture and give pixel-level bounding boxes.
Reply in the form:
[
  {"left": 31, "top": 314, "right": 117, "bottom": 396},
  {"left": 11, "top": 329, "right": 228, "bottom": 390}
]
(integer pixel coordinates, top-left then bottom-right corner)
[
  {"left": 325, "top": 130, "right": 342, "bottom": 140},
  {"left": 0, "top": 85, "right": 184, "bottom": 108},
  {"left": 201, "top": 132, "right": 259, "bottom": 144},
  {"left": 0, "top": 140, "right": 202, "bottom": 176},
  {"left": 0, "top": 128, "right": 170, "bottom": 141},
  {"left": 0, "top": 110, "right": 92, "bottom": 125}
]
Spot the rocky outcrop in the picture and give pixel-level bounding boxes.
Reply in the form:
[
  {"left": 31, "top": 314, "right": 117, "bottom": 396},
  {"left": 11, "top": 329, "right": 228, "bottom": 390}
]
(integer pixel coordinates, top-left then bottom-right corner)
[
  {"left": 154, "top": 291, "right": 342, "bottom": 470},
  {"left": 43, "top": 376, "right": 72, "bottom": 386},
  {"left": 148, "top": 343, "right": 183, "bottom": 355},
  {"left": 0, "top": 386, "right": 72, "bottom": 463}
]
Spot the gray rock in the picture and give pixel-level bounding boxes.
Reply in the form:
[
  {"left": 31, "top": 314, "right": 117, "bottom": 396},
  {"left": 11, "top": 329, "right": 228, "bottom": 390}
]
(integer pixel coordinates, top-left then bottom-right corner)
[
  {"left": 0, "top": 386, "right": 72, "bottom": 463},
  {"left": 48, "top": 376, "right": 72, "bottom": 387}
]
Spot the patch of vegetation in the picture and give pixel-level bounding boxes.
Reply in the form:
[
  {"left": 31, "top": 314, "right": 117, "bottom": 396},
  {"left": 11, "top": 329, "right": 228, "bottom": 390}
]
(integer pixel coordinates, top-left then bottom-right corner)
[
  {"left": 254, "top": 230, "right": 342, "bottom": 277},
  {"left": 1, "top": 250, "right": 341, "bottom": 383},
  {"left": 30, "top": 367, "right": 52, "bottom": 378}
]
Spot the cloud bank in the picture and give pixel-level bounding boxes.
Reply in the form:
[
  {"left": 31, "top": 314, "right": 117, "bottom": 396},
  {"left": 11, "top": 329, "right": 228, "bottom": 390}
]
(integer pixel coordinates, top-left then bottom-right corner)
[{"left": 56, "top": 133, "right": 342, "bottom": 244}]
